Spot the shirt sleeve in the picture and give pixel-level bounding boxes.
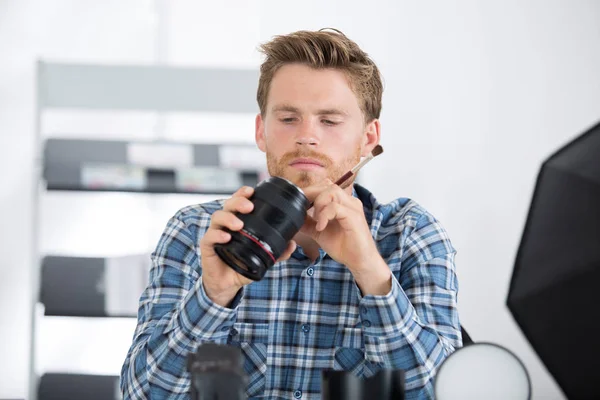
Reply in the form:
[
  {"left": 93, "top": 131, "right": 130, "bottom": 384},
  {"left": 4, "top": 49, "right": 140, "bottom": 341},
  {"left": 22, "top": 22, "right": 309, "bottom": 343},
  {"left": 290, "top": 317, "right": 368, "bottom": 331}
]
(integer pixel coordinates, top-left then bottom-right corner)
[
  {"left": 356, "top": 211, "right": 461, "bottom": 399},
  {"left": 120, "top": 208, "right": 243, "bottom": 399}
]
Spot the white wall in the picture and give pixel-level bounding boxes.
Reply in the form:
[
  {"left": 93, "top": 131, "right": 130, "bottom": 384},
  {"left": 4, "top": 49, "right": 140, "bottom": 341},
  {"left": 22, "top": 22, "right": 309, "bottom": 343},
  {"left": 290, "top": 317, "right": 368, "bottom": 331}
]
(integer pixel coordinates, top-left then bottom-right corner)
[
  {"left": 0, "top": 2, "right": 155, "bottom": 395},
  {"left": 362, "top": 2, "right": 600, "bottom": 399},
  {"left": 1, "top": 0, "right": 600, "bottom": 398}
]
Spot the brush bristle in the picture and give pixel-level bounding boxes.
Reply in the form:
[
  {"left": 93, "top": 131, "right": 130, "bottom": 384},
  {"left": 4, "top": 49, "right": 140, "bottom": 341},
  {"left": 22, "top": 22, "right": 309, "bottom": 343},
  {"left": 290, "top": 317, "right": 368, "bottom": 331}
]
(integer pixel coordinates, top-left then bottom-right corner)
[{"left": 371, "top": 145, "right": 384, "bottom": 157}]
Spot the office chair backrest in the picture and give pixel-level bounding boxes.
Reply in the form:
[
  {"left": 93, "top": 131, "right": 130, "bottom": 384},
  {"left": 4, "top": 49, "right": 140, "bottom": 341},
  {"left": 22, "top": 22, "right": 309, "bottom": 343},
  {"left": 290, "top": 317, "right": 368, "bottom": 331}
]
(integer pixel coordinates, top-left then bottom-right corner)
[{"left": 461, "top": 326, "right": 474, "bottom": 346}]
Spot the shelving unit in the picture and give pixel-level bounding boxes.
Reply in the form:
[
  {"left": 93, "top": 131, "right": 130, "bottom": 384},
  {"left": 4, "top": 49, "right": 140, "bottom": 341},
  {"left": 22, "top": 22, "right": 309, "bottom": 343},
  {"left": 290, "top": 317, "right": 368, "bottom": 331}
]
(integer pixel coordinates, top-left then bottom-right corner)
[{"left": 31, "top": 61, "right": 265, "bottom": 400}]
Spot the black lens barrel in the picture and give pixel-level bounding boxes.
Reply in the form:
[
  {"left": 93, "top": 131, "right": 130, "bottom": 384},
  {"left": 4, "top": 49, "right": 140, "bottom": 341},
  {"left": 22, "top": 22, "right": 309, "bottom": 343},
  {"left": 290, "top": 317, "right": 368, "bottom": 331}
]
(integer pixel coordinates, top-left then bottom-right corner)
[{"left": 214, "top": 177, "right": 309, "bottom": 281}]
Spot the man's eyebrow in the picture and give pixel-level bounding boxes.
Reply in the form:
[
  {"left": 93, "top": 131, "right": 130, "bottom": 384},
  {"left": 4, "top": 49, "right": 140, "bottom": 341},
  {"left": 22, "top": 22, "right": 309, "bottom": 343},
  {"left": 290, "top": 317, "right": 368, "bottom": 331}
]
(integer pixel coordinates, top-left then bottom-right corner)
[
  {"left": 315, "top": 108, "right": 349, "bottom": 117},
  {"left": 272, "top": 104, "right": 300, "bottom": 113},
  {"left": 271, "top": 104, "right": 349, "bottom": 116}
]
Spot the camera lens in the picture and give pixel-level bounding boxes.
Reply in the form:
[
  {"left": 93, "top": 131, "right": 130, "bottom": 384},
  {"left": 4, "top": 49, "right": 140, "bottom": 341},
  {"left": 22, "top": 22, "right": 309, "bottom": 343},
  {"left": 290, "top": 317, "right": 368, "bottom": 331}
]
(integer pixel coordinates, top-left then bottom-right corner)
[{"left": 214, "top": 176, "right": 309, "bottom": 281}]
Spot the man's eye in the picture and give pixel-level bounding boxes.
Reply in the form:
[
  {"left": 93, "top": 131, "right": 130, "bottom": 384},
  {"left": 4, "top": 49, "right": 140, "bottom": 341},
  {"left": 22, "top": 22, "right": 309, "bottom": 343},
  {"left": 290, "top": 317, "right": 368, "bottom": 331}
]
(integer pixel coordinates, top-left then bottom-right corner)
[
  {"left": 322, "top": 119, "right": 339, "bottom": 126},
  {"left": 281, "top": 118, "right": 296, "bottom": 123}
]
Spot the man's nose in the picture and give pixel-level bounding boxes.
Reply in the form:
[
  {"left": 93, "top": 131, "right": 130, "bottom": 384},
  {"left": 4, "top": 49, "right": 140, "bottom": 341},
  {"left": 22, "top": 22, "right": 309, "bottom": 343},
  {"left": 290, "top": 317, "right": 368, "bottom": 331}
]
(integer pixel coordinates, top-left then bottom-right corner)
[{"left": 295, "top": 121, "right": 319, "bottom": 146}]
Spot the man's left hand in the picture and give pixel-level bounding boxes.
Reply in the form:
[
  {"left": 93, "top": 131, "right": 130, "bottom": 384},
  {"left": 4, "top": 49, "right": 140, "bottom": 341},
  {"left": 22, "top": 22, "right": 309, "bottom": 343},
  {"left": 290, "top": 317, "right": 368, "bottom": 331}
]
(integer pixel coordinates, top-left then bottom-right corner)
[{"left": 300, "top": 180, "right": 381, "bottom": 274}]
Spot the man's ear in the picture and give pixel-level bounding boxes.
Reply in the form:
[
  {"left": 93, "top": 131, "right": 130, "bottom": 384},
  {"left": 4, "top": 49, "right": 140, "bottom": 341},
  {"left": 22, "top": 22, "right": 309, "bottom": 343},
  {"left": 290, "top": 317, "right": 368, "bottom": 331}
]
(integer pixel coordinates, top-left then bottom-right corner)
[
  {"left": 361, "top": 119, "right": 381, "bottom": 157},
  {"left": 255, "top": 113, "right": 266, "bottom": 153}
]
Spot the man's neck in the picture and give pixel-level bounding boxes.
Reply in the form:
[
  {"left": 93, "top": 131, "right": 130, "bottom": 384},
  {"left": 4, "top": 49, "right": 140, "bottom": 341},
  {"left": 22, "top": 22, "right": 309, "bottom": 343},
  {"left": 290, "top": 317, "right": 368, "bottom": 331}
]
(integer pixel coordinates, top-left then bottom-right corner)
[{"left": 293, "top": 231, "right": 320, "bottom": 262}]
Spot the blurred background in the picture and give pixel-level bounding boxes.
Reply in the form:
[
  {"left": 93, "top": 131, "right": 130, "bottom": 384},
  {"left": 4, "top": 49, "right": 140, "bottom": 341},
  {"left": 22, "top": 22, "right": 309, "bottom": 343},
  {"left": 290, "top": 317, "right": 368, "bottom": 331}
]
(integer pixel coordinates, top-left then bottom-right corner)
[{"left": 1, "top": 0, "right": 599, "bottom": 399}]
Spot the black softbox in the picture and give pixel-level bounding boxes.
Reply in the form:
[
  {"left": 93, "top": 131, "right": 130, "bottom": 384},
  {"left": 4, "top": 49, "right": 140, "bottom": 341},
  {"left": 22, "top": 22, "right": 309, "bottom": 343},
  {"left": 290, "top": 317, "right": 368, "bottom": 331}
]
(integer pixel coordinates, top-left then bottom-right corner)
[{"left": 507, "top": 120, "right": 600, "bottom": 399}]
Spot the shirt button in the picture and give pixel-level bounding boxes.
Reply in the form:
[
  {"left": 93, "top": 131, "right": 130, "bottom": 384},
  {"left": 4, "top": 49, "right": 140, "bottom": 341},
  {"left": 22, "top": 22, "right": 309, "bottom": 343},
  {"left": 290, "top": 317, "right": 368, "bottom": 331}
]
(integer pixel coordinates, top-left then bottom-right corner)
[
  {"left": 294, "top": 389, "right": 302, "bottom": 398},
  {"left": 306, "top": 267, "right": 314, "bottom": 276},
  {"left": 230, "top": 328, "right": 238, "bottom": 336},
  {"left": 361, "top": 306, "right": 368, "bottom": 315},
  {"left": 301, "top": 324, "right": 310, "bottom": 334},
  {"left": 220, "top": 325, "right": 231, "bottom": 332},
  {"left": 362, "top": 320, "right": 372, "bottom": 328}
]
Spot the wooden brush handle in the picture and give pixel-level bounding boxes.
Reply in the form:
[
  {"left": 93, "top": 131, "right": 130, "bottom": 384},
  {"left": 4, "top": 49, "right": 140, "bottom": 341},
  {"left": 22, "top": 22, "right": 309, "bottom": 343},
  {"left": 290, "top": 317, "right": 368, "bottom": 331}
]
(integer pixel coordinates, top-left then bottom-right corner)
[{"left": 334, "top": 170, "right": 354, "bottom": 187}]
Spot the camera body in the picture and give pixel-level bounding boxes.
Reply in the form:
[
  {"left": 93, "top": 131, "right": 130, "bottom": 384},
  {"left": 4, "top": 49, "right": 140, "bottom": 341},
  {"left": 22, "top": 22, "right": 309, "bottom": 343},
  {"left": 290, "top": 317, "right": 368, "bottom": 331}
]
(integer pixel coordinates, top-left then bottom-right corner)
[
  {"left": 187, "top": 343, "right": 406, "bottom": 400},
  {"left": 322, "top": 369, "right": 405, "bottom": 400},
  {"left": 187, "top": 343, "right": 246, "bottom": 400}
]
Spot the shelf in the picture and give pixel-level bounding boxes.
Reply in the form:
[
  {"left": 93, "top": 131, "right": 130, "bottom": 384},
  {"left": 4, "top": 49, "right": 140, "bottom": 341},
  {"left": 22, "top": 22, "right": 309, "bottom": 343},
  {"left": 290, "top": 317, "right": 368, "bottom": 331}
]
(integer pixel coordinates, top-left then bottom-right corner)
[
  {"left": 38, "top": 374, "right": 119, "bottom": 400},
  {"left": 39, "top": 62, "right": 259, "bottom": 113},
  {"left": 32, "top": 60, "right": 263, "bottom": 400},
  {"left": 41, "top": 255, "right": 149, "bottom": 318},
  {"left": 44, "top": 138, "right": 266, "bottom": 194}
]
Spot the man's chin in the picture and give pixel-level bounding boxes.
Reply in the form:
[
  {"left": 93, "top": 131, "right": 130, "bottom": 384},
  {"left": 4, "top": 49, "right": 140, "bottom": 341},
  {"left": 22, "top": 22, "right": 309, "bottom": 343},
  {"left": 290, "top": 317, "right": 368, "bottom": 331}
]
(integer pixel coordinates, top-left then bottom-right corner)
[{"left": 274, "top": 171, "right": 326, "bottom": 188}]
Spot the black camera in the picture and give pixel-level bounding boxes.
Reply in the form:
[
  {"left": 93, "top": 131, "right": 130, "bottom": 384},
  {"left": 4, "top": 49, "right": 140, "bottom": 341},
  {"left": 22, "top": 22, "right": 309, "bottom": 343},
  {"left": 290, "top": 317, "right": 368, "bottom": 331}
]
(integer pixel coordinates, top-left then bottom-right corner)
[
  {"left": 187, "top": 343, "right": 406, "bottom": 400},
  {"left": 322, "top": 369, "right": 405, "bottom": 400},
  {"left": 214, "top": 176, "right": 309, "bottom": 281},
  {"left": 187, "top": 343, "right": 247, "bottom": 400}
]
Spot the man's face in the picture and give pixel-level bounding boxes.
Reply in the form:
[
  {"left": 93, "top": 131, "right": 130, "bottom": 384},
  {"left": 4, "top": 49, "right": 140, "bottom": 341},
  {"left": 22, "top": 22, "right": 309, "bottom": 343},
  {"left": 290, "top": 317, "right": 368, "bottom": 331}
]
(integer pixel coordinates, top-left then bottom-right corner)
[{"left": 255, "top": 64, "right": 380, "bottom": 189}]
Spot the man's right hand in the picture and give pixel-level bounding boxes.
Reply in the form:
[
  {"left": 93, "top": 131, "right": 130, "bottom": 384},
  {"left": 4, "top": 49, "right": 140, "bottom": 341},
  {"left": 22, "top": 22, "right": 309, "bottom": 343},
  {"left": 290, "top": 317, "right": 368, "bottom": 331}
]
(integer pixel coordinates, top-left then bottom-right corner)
[{"left": 199, "top": 186, "right": 296, "bottom": 307}]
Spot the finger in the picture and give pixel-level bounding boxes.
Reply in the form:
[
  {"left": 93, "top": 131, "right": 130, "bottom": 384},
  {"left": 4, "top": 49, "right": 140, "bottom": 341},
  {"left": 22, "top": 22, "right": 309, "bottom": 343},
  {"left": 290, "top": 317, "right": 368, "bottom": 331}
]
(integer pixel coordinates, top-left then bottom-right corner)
[
  {"left": 206, "top": 228, "right": 231, "bottom": 244},
  {"left": 318, "top": 202, "right": 357, "bottom": 232},
  {"left": 311, "top": 187, "right": 342, "bottom": 221},
  {"left": 199, "top": 228, "right": 232, "bottom": 255},
  {"left": 233, "top": 185, "right": 255, "bottom": 199},
  {"left": 223, "top": 195, "right": 254, "bottom": 214},
  {"left": 276, "top": 240, "right": 297, "bottom": 262},
  {"left": 209, "top": 210, "right": 244, "bottom": 231},
  {"left": 316, "top": 202, "right": 340, "bottom": 231},
  {"left": 312, "top": 188, "right": 338, "bottom": 210},
  {"left": 314, "top": 184, "right": 360, "bottom": 215}
]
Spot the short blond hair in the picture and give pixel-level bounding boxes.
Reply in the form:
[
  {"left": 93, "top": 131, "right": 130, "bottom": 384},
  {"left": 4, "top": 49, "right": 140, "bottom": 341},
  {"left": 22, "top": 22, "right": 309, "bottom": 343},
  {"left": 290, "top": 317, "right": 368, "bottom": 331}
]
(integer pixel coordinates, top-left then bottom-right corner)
[{"left": 257, "top": 28, "right": 383, "bottom": 122}]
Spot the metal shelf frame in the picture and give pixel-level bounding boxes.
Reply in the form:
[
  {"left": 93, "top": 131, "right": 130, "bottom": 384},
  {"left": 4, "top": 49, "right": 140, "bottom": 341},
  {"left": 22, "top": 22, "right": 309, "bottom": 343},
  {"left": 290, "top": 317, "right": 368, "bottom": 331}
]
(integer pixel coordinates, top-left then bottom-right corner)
[{"left": 30, "top": 61, "right": 262, "bottom": 400}]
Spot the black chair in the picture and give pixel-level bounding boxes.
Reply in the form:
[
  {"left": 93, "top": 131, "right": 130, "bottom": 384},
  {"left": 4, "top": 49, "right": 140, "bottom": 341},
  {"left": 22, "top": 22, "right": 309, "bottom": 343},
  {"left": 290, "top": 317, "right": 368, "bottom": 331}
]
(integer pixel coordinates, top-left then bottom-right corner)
[
  {"left": 461, "top": 326, "right": 473, "bottom": 346},
  {"left": 38, "top": 374, "right": 120, "bottom": 400}
]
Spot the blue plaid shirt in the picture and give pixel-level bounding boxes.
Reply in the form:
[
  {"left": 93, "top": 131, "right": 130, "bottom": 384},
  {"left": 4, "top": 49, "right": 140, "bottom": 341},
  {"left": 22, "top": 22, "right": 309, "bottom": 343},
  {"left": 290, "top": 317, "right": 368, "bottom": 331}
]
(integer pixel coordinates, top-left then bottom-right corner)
[{"left": 121, "top": 184, "right": 461, "bottom": 399}]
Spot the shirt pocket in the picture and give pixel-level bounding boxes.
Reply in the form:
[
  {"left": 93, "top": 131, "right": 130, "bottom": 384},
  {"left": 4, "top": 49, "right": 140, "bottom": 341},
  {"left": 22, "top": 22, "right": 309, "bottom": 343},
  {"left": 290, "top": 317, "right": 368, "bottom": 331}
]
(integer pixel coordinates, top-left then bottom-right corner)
[
  {"left": 333, "top": 327, "right": 365, "bottom": 376},
  {"left": 230, "top": 322, "right": 269, "bottom": 397}
]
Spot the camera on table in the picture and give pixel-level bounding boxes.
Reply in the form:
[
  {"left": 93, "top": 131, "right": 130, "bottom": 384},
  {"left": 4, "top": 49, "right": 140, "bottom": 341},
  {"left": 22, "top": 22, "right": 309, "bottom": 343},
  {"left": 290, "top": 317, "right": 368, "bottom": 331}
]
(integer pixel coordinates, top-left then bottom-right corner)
[
  {"left": 187, "top": 343, "right": 246, "bottom": 400},
  {"left": 187, "top": 343, "right": 405, "bottom": 400}
]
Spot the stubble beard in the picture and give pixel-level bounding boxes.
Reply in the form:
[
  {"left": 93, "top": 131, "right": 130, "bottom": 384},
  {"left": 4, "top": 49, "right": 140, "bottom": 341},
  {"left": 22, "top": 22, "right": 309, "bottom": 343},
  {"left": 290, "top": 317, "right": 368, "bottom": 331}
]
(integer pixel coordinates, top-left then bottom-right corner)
[{"left": 266, "top": 146, "right": 362, "bottom": 189}]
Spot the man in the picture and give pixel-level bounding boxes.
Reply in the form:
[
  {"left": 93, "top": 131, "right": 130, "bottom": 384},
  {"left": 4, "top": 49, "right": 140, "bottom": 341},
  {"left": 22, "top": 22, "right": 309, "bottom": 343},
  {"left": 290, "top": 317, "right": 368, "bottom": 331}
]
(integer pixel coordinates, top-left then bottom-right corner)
[{"left": 121, "top": 28, "right": 461, "bottom": 400}]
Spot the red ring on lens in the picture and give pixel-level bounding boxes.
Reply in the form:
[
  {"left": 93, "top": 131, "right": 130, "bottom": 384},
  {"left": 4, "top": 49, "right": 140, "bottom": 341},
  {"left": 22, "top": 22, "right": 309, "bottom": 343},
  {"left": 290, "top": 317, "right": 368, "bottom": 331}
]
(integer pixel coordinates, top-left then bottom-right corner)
[{"left": 237, "top": 229, "right": 276, "bottom": 263}]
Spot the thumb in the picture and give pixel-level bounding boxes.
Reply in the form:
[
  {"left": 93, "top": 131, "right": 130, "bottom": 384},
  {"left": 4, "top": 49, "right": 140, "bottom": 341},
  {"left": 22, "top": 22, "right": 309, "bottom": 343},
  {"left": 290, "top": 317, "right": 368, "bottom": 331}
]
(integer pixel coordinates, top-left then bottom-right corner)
[{"left": 276, "top": 240, "right": 297, "bottom": 262}]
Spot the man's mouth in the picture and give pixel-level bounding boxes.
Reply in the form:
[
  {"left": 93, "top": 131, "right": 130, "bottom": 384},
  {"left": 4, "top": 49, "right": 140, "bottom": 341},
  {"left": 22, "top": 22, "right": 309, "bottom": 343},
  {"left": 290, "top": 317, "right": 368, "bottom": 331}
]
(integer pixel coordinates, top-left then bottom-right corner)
[{"left": 289, "top": 158, "right": 325, "bottom": 171}]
